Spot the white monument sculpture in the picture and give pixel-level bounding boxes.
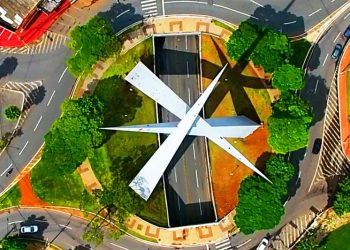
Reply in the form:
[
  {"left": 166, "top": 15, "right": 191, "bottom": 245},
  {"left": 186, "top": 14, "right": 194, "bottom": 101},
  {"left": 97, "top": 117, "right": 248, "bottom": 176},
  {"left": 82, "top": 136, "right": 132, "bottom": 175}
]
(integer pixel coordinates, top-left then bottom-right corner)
[{"left": 103, "top": 62, "right": 270, "bottom": 201}]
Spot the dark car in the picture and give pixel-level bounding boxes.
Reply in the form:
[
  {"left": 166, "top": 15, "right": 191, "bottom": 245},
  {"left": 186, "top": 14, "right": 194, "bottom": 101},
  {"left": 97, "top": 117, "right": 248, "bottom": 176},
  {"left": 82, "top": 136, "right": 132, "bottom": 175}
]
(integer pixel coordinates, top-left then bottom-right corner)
[
  {"left": 312, "top": 138, "right": 322, "bottom": 154},
  {"left": 332, "top": 44, "right": 343, "bottom": 60},
  {"left": 344, "top": 25, "right": 350, "bottom": 39}
]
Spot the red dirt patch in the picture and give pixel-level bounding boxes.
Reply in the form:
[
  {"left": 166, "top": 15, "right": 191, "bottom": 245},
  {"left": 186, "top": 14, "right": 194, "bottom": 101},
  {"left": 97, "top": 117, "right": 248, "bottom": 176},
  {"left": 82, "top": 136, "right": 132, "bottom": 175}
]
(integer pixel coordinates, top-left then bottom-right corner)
[
  {"left": 201, "top": 35, "right": 272, "bottom": 218},
  {"left": 19, "top": 173, "right": 48, "bottom": 206}
]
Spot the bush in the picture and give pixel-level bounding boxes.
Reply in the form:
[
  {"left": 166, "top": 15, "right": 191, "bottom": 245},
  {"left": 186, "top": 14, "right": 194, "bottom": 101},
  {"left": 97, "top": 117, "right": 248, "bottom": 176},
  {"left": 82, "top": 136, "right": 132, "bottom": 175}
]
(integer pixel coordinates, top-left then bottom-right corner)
[
  {"left": 333, "top": 176, "right": 350, "bottom": 215},
  {"left": 4, "top": 105, "right": 21, "bottom": 121}
]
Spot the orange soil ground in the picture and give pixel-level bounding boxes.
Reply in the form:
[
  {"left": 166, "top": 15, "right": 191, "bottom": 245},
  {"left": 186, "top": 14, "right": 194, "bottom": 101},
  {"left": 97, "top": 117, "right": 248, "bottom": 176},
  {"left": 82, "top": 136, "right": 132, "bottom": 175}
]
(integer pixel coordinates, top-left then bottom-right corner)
[
  {"left": 201, "top": 35, "right": 272, "bottom": 218},
  {"left": 18, "top": 173, "right": 48, "bottom": 207}
]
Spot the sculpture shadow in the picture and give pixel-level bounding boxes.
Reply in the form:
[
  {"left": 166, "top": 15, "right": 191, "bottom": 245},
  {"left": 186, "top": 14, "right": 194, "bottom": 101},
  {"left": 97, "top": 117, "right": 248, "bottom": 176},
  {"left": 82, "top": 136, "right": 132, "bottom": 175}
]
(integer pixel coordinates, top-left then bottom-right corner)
[
  {"left": 0, "top": 57, "right": 18, "bottom": 79},
  {"left": 19, "top": 215, "right": 49, "bottom": 240},
  {"left": 165, "top": 183, "right": 216, "bottom": 227},
  {"left": 98, "top": 3, "right": 143, "bottom": 33},
  {"left": 23, "top": 85, "right": 46, "bottom": 111}
]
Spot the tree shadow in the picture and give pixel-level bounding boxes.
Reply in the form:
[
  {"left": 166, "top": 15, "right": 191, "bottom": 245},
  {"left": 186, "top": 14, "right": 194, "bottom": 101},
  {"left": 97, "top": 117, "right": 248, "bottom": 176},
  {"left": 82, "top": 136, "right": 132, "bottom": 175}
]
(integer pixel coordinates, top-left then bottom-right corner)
[
  {"left": 71, "top": 244, "right": 93, "bottom": 250},
  {"left": 23, "top": 85, "right": 46, "bottom": 111},
  {"left": 0, "top": 57, "right": 18, "bottom": 79},
  {"left": 248, "top": 1, "right": 305, "bottom": 37},
  {"left": 19, "top": 215, "right": 49, "bottom": 240},
  {"left": 255, "top": 151, "right": 273, "bottom": 170},
  {"left": 98, "top": 3, "right": 143, "bottom": 33}
]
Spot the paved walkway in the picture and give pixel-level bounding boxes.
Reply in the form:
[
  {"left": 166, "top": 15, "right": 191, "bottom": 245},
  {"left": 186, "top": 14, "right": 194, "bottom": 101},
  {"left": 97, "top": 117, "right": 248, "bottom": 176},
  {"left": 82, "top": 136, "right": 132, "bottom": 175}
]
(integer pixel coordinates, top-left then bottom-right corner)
[{"left": 338, "top": 41, "right": 350, "bottom": 160}]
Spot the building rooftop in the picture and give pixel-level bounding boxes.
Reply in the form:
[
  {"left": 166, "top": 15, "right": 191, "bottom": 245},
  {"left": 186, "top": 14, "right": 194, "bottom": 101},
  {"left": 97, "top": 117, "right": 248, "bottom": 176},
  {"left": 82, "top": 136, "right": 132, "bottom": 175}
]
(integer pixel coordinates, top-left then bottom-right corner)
[{"left": 0, "top": 0, "right": 40, "bottom": 29}]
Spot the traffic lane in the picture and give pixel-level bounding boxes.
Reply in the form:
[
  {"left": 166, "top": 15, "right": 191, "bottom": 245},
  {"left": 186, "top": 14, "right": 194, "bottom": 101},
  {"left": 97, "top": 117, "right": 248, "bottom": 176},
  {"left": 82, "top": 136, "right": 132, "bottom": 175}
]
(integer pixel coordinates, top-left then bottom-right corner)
[
  {"left": 0, "top": 47, "right": 75, "bottom": 190},
  {"left": 163, "top": 0, "right": 346, "bottom": 36}
]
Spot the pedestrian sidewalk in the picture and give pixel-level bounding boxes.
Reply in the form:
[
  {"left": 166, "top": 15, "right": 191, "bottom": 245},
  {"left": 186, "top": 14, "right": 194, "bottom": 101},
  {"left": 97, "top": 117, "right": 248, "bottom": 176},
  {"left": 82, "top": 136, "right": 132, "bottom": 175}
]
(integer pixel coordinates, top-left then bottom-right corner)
[{"left": 338, "top": 41, "right": 350, "bottom": 160}]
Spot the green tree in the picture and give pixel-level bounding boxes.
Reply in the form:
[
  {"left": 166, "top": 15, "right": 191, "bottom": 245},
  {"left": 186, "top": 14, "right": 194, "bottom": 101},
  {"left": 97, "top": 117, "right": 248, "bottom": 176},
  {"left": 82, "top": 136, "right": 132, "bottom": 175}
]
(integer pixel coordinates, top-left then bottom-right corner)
[
  {"left": 272, "top": 64, "right": 305, "bottom": 91},
  {"left": 0, "top": 139, "right": 6, "bottom": 150},
  {"left": 0, "top": 236, "right": 27, "bottom": 250},
  {"left": 234, "top": 155, "right": 295, "bottom": 234},
  {"left": 333, "top": 176, "right": 350, "bottom": 215},
  {"left": 4, "top": 105, "right": 21, "bottom": 121},
  {"left": 290, "top": 39, "right": 312, "bottom": 68},
  {"left": 67, "top": 16, "right": 121, "bottom": 77},
  {"left": 227, "top": 21, "right": 293, "bottom": 73},
  {"left": 267, "top": 94, "right": 313, "bottom": 154},
  {"left": 82, "top": 222, "right": 104, "bottom": 246},
  {"left": 41, "top": 96, "right": 104, "bottom": 174}
]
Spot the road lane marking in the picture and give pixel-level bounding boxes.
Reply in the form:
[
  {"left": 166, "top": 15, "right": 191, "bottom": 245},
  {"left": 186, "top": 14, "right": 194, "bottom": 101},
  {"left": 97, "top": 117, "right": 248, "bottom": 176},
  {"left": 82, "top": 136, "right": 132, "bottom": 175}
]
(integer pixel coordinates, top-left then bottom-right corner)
[
  {"left": 308, "top": 8, "right": 321, "bottom": 17},
  {"left": 165, "top": 1, "right": 208, "bottom": 5},
  {"left": 333, "top": 32, "right": 341, "bottom": 43},
  {"left": 1, "top": 163, "right": 13, "bottom": 176},
  {"left": 188, "top": 87, "right": 191, "bottom": 104},
  {"left": 58, "top": 67, "right": 68, "bottom": 83},
  {"left": 314, "top": 79, "right": 319, "bottom": 94},
  {"left": 185, "top": 35, "right": 188, "bottom": 50},
  {"left": 59, "top": 224, "right": 72, "bottom": 229},
  {"left": 110, "top": 243, "right": 130, "bottom": 250},
  {"left": 283, "top": 20, "right": 296, "bottom": 25},
  {"left": 19, "top": 141, "right": 29, "bottom": 156},
  {"left": 322, "top": 53, "right": 329, "bottom": 67},
  {"left": 116, "top": 9, "right": 130, "bottom": 18},
  {"left": 250, "top": 0, "right": 264, "bottom": 8},
  {"left": 35, "top": 219, "right": 48, "bottom": 222},
  {"left": 141, "top": 0, "right": 156, "bottom": 3},
  {"left": 8, "top": 220, "right": 23, "bottom": 225},
  {"left": 186, "top": 61, "right": 189, "bottom": 78},
  {"left": 345, "top": 12, "right": 350, "bottom": 20},
  {"left": 213, "top": 4, "right": 258, "bottom": 19},
  {"left": 47, "top": 90, "right": 56, "bottom": 106},
  {"left": 143, "top": 5, "right": 157, "bottom": 10},
  {"left": 192, "top": 144, "right": 196, "bottom": 159},
  {"left": 141, "top": 2, "right": 156, "bottom": 8},
  {"left": 177, "top": 196, "right": 181, "bottom": 210},
  {"left": 195, "top": 169, "right": 199, "bottom": 187},
  {"left": 34, "top": 115, "right": 43, "bottom": 132},
  {"left": 198, "top": 198, "right": 203, "bottom": 215},
  {"left": 174, "top": 168, "right": 178, "bottom": 183}
]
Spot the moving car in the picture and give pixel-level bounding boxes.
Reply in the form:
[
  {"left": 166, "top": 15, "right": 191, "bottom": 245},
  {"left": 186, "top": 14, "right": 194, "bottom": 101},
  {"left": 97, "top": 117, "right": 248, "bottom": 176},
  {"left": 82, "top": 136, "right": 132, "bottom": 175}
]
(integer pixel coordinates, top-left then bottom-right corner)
[
  {"left": 20, "top": 225, "right": 38, "bottom": 234},
  {"left": 344, "top": 25, "right": 350, "bottom": 39},
  {"left": 312, "top": 138, "right": 322, "bottom": 154},
  {"left": 331, "top": 44, "right": 343, "bottom": 60},
  {"left": 256, "top": 238, "right": 269, "bottom": 250}
]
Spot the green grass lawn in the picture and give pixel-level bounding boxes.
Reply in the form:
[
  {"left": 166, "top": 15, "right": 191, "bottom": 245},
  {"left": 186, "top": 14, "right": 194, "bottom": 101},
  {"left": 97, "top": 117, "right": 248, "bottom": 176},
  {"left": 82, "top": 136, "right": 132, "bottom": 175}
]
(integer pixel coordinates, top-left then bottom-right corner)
[
  {"left": 31, "top": 161, "right": 99, "bottom": 211},
  {"left": 0, "top": 184, "right": 20, "bottom": 210},
  {"left": 321, "top": 222, "right": 350, "bottom": 249},
  {"left": 89, "top": 38, "right": 168, "bottom": 227}
]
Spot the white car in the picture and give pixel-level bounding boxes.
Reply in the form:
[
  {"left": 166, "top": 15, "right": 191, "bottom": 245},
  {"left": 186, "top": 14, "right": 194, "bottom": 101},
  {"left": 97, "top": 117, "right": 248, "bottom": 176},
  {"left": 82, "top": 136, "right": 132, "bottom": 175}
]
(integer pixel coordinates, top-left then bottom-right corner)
[
  {"left": 256, "top": 238, "right": 269, "bottom": 250},
  {"left": 20, "top": 225, "right": 38, "bottom": 234}
]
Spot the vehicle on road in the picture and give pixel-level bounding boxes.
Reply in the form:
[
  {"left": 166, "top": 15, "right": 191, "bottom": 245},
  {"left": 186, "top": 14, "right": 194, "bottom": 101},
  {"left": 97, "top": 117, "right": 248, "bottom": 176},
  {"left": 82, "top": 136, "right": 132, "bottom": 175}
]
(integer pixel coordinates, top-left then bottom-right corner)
[
  {"left": 331, "top": 44, "right": 343, "bottom": 60},
  {"left": 343, "top": 25, "right": 350, "bottom": 39},
  {"left": 256, "top": 238, "right": 269, "bottom": 250},
  {"left": 312, "top": 138, "right": 322, "bottom": 154},
  {"left": 20, "top": 225, "right": 38, "bottom": 234}
]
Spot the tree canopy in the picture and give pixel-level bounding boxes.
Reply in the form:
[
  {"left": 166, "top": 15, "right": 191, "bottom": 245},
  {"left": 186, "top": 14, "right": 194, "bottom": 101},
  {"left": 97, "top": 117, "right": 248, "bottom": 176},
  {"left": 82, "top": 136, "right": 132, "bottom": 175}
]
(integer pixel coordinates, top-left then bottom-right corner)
[
  {"left": 272, "top": 64, "right": 305, "bottom": 91},
  {"left": 67, "top": 16, "right": 121, "bottom": 77},
  {"left": 333, "top": 176, "right": 350, "bottom": 215},
  {"left": 4, "top": 105, "right": 21, "bottom": 121},
  {"left": 267, "top": 94, "right": 313, "bottom": 154},
  {"left": 41, "top": 96, "right": 104, "bottom": 174},
  {"left": 234, "top": 155, "right": 295, "bottom": 234},
  {"left": 0, "top": 236, "right": 27, "bottom": 250},
  {"left": 227, "top": 21, "right": 293, "bottom": 73}
]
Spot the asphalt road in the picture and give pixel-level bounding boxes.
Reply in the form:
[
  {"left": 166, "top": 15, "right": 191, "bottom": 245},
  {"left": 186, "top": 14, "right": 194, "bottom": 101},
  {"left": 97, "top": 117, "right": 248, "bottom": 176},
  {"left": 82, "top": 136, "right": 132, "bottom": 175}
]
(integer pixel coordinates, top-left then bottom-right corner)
[
  {"left": 0, "top": 207, "right": 217, "bottom": 250},
  {"left": 154, "top": 35, "right": 216, "bottom": 227},
  {"left": 0, "top": 46, "right": 75, "bottom": 194}
]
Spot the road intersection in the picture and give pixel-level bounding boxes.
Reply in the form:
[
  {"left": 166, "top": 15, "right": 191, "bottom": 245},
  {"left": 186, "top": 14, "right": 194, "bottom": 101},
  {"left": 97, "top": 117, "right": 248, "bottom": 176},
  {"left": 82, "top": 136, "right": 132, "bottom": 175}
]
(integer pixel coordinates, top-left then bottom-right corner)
[{"left": 0, "top": 0, "right": 349, "bottom": 249}]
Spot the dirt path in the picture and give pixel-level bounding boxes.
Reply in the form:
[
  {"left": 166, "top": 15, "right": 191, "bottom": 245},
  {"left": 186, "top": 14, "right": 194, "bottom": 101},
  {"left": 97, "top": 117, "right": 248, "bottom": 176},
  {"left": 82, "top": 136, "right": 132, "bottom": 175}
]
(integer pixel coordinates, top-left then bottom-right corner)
[{"left": 18, "top": 173, "right": 48, "bottom": 206}]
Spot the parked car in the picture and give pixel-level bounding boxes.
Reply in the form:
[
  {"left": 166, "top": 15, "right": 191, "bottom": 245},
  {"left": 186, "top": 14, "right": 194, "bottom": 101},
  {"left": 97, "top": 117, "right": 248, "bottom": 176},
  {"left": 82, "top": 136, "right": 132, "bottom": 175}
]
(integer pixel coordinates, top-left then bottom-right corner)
[
  {"left": 20, "top": 225, "right": 38, "bottom": 234},
  {"left": 331, "top": 44, "right": 343, "bottom": 60},
  {"left": 344, "top": 25, "right": 350, "bottom": 39},
  {"left": 312, "top": 138, "right": 322, "bottom": 154},
  {"left": 256, "top": 238, "right": 269, "bottom": 250}
]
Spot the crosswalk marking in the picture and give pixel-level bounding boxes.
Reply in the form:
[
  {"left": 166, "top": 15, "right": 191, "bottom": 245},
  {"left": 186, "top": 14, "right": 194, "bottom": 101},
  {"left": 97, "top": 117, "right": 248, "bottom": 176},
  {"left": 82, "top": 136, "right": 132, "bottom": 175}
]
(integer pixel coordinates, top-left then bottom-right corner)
[
  {"left": 141, "top": 0, "right": 159, "bottom": 17},
  {"left": 0, "top": 31, "right": 67, "bottom": 55},
  {"left": 215, "top": 238, "right": 233, "bottom": 250}
]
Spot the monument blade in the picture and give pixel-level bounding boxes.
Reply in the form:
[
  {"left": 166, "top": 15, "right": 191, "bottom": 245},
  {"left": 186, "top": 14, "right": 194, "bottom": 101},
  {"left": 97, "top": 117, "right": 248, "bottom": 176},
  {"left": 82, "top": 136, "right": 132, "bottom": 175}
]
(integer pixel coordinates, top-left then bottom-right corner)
[{"left": 129, "top": 65, "right": 227, "bottom": 200}]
